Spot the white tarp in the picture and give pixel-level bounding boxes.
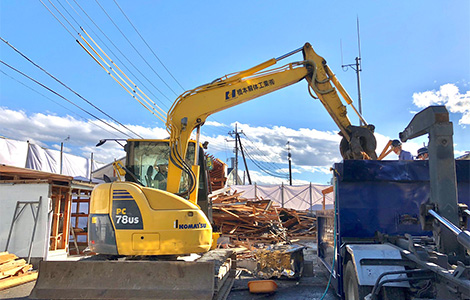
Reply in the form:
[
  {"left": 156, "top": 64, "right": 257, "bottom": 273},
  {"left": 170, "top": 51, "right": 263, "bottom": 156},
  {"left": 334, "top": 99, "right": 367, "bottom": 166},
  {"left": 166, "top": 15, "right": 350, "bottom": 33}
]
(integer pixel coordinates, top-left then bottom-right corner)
[
  {"left": 0, "top": 138, "right": 28, "bottom": 168},
  {"left": 230, "top": 183, "right": 333, "bottom": 211},
  {"left": 1, "top": 137, "right": 104, "bottom": 179},
  {"left": 26, "top": 143, "right": 60, "bottom": 174}
]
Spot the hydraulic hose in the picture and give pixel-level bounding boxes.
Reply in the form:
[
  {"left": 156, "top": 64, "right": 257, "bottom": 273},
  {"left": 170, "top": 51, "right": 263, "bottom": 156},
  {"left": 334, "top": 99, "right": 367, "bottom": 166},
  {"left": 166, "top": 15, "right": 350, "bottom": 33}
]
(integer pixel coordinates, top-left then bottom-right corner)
[{"left": 169, "top": 142, "right": 197, "bottom": 196}]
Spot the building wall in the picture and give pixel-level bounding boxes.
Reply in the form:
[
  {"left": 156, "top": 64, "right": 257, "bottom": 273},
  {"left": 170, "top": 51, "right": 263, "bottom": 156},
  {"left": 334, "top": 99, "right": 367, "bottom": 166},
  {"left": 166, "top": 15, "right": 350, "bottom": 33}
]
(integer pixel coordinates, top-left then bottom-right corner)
[{"left": 0, "top": 183, "right": 51, "bottom": 259}]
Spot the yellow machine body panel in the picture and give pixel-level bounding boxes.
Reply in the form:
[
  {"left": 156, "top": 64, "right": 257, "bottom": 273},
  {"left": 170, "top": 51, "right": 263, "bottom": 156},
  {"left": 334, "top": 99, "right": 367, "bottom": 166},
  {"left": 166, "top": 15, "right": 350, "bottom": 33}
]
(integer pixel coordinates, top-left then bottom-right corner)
[{"left": 88, "top": 182, "right": 212, "bottom": 256}]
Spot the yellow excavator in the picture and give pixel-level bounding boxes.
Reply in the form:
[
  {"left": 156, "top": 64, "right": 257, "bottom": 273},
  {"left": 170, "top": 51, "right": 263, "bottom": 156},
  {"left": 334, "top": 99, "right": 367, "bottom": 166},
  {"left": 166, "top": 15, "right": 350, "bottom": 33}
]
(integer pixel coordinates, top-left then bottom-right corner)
[
  {"left": 31, "top": 42, "right": 377, "bottom": 299},
  {"left": 87, "top": 138, "right": 215, "bottom": 256}
]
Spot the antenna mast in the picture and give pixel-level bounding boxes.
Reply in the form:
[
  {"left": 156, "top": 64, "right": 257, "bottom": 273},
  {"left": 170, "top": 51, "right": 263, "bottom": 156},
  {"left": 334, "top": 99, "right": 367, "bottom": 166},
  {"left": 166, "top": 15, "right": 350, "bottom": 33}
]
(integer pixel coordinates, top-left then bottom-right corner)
[{"left": 342, "top": 17, "right": 363, "bottom": 126}]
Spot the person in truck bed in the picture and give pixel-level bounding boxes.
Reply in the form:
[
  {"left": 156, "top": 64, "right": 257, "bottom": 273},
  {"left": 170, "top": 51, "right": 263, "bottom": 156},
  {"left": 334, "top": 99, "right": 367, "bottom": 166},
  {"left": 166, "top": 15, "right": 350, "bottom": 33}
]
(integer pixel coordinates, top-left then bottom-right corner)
[{"left": 391, "top": 139, "right": 413, "bottom": 160}]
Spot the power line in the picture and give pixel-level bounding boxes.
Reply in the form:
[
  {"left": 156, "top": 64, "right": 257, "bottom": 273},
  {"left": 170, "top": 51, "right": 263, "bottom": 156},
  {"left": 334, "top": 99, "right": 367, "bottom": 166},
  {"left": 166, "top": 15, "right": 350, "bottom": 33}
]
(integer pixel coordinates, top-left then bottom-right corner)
[
  {"left": 40, "top": 0, "right": 168, "bottom": 122},
  {"left": 243, "top": 147, "right": 289, "bottom": 177},
  {"left": 241, "top": 134, "right": 289, "bottom": 175},
  {"left": 0, "top": 36, "right": 143, "bottom": 138},
  {"left": 62, "top": 0, "right": 170, "bottom": 111},
  {"left": 0, "top": 59, "right": 135, "bottom": 139},
  {"left": 42, "top": 0, "right": 171, "bottom": 116},
  {"left": 55, "top": 0, "right": 81, "bottom": 30},
  {"left": 0, "top": 69, "right": 122, "bottom": 138},
  {"left": 244, "top": 149, "right": 288, "bottom": 179},
  {"left": 223, "top": 124, "right": 289, "bottom": 178},
  {"left": 38, "top": 0, "right": 76, "bottom": 38},
  {"left": 244, "top": 138, "right": 288, "bottom": 172},
  {"left": 225, "top": 126, "right": 288, "bottom": 179},
  {"left": 112, "top": 0, "right": 185, "bottom": 91},
  {"left": 70, "top": 0, "right": 173, "bottom": 104},
  {"left": 77, "top": 28, "right": 167, "bottom": 123},
  {"left": 94, "top": 0, "right": 179, "bottom": 97}
]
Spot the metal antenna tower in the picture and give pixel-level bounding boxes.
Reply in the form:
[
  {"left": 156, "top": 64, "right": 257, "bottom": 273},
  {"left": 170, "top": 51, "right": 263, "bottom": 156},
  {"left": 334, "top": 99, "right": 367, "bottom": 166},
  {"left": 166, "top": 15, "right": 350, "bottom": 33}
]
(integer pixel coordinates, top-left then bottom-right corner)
[{"left": 341, "top": 17, "right": 364, "bottom": 126}]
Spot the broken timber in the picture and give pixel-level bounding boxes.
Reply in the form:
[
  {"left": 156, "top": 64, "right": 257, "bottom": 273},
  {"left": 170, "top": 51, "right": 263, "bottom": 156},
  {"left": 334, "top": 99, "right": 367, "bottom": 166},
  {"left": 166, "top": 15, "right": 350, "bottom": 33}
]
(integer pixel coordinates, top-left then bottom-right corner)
[{"left": 0, "top": 252, "right": 37, "bottom": 291}]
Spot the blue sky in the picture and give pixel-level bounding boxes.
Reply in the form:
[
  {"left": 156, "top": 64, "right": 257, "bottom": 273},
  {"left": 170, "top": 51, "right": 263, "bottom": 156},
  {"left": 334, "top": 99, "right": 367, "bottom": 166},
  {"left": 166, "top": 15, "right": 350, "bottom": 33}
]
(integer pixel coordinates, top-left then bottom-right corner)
[{"left": 1, "top": 1, "right": 469, "bottom": 185}]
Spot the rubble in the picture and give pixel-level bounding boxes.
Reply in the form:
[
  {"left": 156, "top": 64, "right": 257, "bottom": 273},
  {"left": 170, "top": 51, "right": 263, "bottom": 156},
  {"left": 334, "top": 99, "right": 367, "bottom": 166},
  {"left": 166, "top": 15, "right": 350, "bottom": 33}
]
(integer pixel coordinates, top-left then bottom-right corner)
[
  {"left": 211, "top": 189, "right": 317, "bottom": 245},
  {"left": 0, "top": 252, "right": 37, "bottom": 291},
  {"left": 211, "top": 188, "right": 317, "bottom": 272}
]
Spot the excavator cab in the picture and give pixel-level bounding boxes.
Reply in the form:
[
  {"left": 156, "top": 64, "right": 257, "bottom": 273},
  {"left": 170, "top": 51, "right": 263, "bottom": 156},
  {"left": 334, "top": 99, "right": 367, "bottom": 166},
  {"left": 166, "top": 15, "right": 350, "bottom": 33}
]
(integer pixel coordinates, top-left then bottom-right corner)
[
  {"left": 124, "top": 139, "right": 212, "bottom": 219},
  {"left": 125, "top": 140, "right": 196, "bottom": 193}
]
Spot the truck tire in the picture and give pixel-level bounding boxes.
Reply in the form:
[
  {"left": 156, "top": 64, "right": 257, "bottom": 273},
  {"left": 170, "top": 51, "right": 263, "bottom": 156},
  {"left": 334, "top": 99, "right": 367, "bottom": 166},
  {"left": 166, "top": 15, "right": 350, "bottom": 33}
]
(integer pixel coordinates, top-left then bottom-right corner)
[{"left": 343, "top": 260, "right": 371, "bottom": 300}]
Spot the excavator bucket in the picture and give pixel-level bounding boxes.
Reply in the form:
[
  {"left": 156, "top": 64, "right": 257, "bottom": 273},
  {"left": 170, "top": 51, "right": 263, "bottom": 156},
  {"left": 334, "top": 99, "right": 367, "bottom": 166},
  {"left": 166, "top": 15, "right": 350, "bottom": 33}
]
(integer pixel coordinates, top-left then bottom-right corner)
[
  {"left": 30, "top": 250, "right": 235, "bottom": 300},
  {"left": 340, "top": 125, "right": 377, "bottom": 160}
]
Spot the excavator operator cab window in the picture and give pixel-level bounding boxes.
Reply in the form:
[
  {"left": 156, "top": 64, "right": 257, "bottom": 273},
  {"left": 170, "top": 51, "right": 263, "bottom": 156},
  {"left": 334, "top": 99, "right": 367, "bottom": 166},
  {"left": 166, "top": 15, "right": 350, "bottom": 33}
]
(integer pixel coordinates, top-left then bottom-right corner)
[{"left": 126, "top": 140, "right": 196, "bottom": 194}]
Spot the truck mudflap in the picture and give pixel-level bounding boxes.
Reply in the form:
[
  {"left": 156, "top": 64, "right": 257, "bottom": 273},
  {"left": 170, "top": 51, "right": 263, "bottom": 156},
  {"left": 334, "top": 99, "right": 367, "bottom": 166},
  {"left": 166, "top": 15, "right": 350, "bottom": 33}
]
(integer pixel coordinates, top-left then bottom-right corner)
[{"left": 30, "top": 253, "right": 235, "bottom": 300}]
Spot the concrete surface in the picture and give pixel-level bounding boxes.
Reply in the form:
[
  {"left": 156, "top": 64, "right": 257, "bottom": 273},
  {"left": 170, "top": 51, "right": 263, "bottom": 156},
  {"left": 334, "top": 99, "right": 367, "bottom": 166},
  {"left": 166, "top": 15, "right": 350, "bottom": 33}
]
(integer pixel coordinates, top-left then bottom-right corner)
[
  {"left": 0, "top": 245, "right": 339, "bottom": 300},
  {"left": 0, "top": 280, "right": 34, "bottom": 300},
  {"left": 0, "top": 272, "right": 338, "bottom": 300},
  {"left": 227, "top": 260, "right": 339, "bottom": 300},
  {"left": 0, "top": 262, "right": 338, "bottom": 300}
]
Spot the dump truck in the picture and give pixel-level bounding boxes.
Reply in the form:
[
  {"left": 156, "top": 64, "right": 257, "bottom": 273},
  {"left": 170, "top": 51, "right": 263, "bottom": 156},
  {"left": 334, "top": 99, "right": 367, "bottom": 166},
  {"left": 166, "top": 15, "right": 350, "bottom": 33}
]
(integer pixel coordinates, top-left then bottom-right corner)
[{"left": 317, "top": 106, "right": 470, "bottom": 299}]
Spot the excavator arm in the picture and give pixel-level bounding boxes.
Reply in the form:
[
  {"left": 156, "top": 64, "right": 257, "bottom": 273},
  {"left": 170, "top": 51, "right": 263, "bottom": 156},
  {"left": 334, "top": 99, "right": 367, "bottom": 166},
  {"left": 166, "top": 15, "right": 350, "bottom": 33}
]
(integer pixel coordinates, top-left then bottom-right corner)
[{"left": 166, "top": 42, "right": 377, "bottom": 196}]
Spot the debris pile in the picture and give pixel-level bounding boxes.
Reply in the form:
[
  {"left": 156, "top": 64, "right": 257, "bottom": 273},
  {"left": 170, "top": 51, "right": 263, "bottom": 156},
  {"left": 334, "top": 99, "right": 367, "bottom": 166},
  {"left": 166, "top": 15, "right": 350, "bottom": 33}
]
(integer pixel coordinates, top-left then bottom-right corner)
[
  {"left": 0, "top": 252, "right": 37, "bottom": 290},
  {"left": 278, "top": 208, "right": 317, "bottom": 238},
  {"left": 207, "top": 155, "right": 228, "bottom": 191},
  {"left": 210, "top": 189, "right": 317, "bottom": 249},
  {"left": 254, "top": 244, "right": 305, "bottom": 279}
]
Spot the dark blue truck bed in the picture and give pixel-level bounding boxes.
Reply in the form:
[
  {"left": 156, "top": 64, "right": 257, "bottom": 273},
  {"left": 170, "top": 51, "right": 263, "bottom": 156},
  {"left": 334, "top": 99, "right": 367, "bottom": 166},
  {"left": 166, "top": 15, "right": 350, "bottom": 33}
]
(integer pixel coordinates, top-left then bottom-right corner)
[{"left": 317, "top": 159, "right": 470, "bottom": 297}]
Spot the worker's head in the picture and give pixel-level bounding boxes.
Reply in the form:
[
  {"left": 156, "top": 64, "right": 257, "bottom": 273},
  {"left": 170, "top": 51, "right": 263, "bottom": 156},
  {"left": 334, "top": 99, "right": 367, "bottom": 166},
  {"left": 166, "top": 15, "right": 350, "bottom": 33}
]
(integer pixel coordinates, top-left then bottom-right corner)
[
  {"left": 391, "top": 139, "right": 402, "bottom": 154},
  {"left": 417, "top": 147, "right": 429, "bottom": 160},
  {"left": 158, "top": 164, "right": 168, "bottom": 173}
]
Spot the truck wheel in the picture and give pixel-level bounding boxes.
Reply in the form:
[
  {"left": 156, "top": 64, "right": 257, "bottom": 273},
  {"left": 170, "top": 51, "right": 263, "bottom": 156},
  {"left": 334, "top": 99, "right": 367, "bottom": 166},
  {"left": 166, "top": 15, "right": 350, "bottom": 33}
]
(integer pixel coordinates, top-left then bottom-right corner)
[{"left": 343, "top": 260, "right": 371, "bottom": 300}]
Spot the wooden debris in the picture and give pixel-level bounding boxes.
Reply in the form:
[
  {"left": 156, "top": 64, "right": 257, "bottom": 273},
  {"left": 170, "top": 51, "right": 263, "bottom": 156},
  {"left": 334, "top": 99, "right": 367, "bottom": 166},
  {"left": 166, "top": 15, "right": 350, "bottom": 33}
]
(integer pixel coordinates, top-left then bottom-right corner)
[
  {"left": 207, "top": 155, "right": 228, "bottom": 191},
  {"left": 0, "top": 252, "right": 37, "bottom": 291},
  {"left": 211, "top": 189, "right": 317, "bottom": 252}
]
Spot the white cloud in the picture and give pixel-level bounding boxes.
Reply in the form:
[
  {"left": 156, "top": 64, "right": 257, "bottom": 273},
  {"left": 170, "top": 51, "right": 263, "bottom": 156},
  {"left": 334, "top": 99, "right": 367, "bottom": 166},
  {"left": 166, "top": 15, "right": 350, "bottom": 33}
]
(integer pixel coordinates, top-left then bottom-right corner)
[
  {"left": 0, "top": 107, "right": 168, "bottom": 163},
  {"left": 248, "top": 170, "right": 310, "bottom": 186},
  {"left": 227, "top": 122, "right": 342, "bottom": 168},
  {"left": 455, "top": 149, "right": 469, "bottom": 158},
  {"left": 412, "top": 84, "right": 470, "bottom": 125},
  {"left": 4, "top": 107, "right": 440, "bottom": 183},
  {"left": 204, "top": 120, "right": 228, "bottom": 127}
]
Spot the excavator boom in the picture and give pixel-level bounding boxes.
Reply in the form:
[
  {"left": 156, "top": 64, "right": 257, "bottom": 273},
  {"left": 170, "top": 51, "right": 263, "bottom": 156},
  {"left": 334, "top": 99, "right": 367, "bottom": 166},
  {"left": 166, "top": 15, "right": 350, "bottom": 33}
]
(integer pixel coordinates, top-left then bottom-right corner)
[{"left": 166, "top": 42, "right": 377, "bottom": 195}]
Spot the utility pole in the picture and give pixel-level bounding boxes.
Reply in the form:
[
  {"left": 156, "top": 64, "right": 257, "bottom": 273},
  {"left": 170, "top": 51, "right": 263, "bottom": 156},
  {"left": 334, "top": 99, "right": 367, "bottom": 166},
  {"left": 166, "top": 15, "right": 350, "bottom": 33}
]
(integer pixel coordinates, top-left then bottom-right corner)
[
  {"left": 229, "top": 124, "right": 252, "bottom": 185},
  {"left": 60, "top": 142, "right": 64, "bottom": 175},
  {"left": 228, "top": 124, "right": 239, "bottom": 185},
  {"left": 238, "top": 133, "right": 252, "bottom": 185},
  {"left": 341, "top": 17, "right": 363, "bottom": 126},
  {"left": 60, "top": 135, "right": 70, "bottom": 175},
  {"left": 287, "top": 141, "right": 292, "bottom": 185}
]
